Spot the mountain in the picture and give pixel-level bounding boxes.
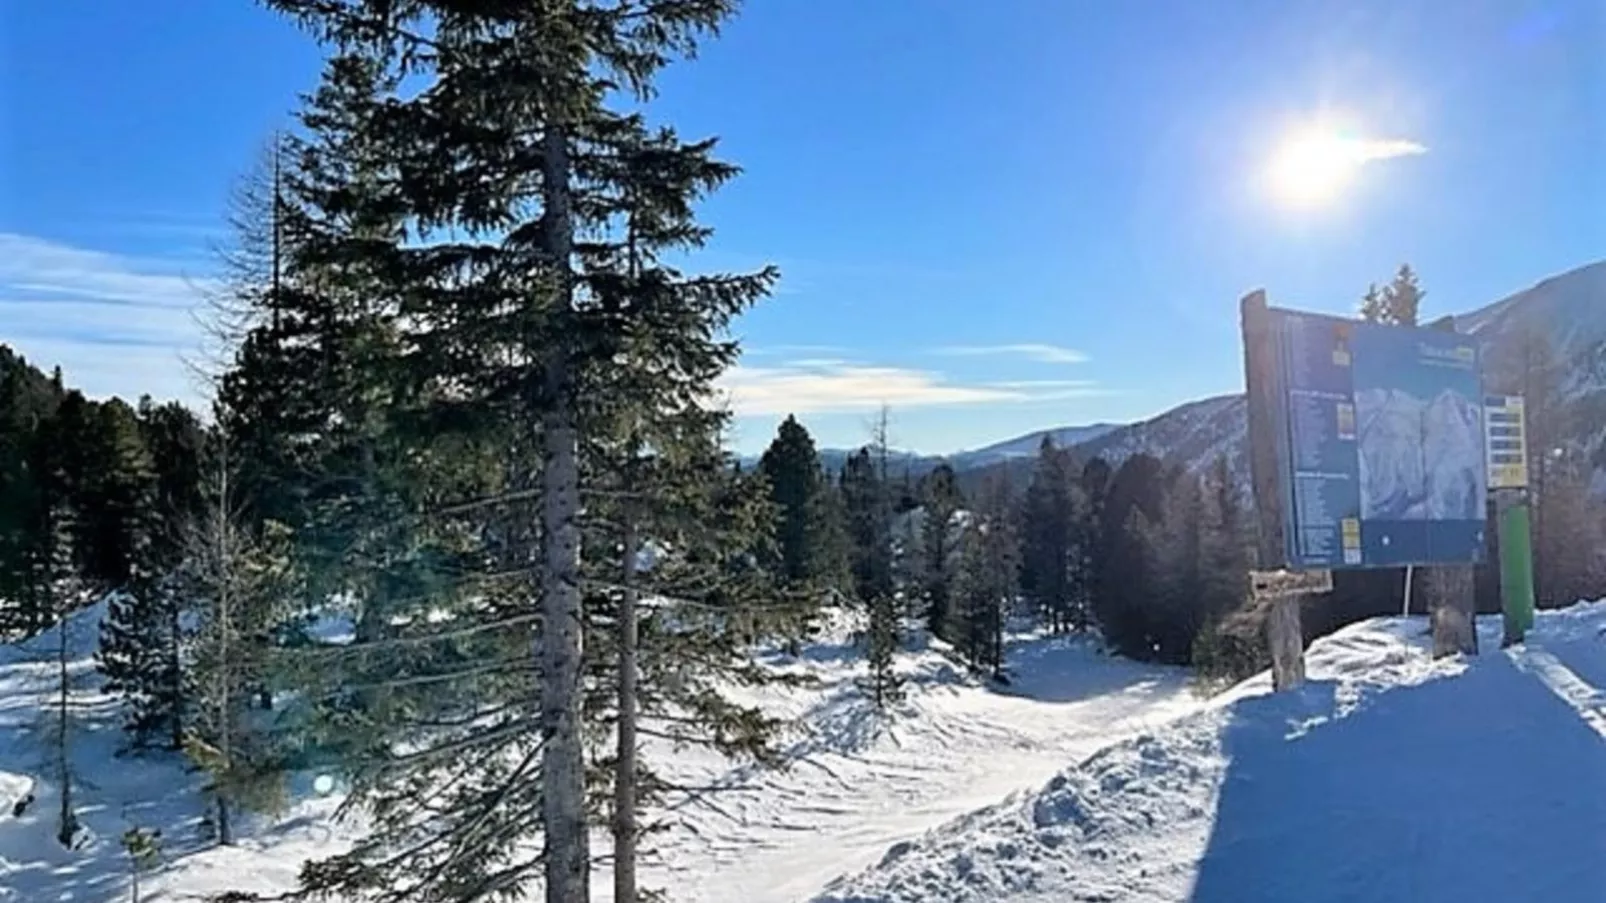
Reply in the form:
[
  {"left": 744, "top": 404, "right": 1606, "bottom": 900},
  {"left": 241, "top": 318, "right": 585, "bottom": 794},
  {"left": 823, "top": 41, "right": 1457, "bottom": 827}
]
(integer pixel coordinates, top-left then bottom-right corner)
[
  {"left": 746, "top": 261, "right": 1604, "bottom": 493},
  {"left": 1048, "top": 260, "right": 1606, "bottom": 490},
  {"left": 746, "top": 425, "right": 1124, "bottom": 479},
  {"left": 947, "top": 423, "right": 1123, "bottom": 470}
]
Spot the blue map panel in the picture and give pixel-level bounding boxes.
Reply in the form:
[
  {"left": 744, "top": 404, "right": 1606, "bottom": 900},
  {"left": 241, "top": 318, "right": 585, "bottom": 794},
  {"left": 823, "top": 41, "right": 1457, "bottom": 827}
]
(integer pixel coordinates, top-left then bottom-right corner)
[{"left": 1269, "top": 309, "right": 1487, "bottom": 570}]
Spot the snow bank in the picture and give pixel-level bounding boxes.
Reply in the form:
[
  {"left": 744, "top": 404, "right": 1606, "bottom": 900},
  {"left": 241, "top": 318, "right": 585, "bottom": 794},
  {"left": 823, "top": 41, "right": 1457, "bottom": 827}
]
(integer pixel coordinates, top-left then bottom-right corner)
[{"left": 812, "top": 602, "right": 1606, "bottom": 903}]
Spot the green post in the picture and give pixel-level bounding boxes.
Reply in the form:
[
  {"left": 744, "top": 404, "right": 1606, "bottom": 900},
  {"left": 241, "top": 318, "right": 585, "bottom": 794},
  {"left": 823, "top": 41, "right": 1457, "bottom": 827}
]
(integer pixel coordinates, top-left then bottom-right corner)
[{"left": 1497, "top": 496, "right": 1536, "bottom": 645}]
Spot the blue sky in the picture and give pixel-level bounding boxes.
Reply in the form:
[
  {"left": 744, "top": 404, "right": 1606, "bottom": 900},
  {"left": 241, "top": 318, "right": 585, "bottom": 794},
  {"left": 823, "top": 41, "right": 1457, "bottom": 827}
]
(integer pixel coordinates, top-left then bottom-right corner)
[{"left": 1, "top": 0, "right": 1601, "bottom": 455}]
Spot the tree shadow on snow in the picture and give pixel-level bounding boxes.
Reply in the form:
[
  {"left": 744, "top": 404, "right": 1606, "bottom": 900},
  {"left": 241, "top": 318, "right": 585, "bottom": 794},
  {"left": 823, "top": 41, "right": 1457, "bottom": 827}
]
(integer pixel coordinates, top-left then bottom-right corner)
[{"left": 1188, "top": 655, "right": 1606, "bottom": 903}]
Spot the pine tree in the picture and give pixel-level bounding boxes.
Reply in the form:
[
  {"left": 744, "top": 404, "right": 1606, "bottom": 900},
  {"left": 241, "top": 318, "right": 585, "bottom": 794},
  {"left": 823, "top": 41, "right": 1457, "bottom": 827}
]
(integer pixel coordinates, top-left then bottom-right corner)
[
  {"left": 1380, "top": 264, "right": 1424, "bottom": 327},
  {"left": 840, "top": 448, "right": 884, "bottom": 603},
  {"left": 1020, "top": 436, "right": 1082, "bottom": 633},
  {"left": 253, "top": 3, "right": 778, "bottom": 901},
  {"left": 1092, "top": 454, "right": 1167, "bottom": 659},
  {"left": 917, "top": 462, "right": 964, "bottom": 639},
  {"left": 863, "top": 591, "right": 904, "bottom": 707},
  {"left": 1360, "top": 266, "right": 1423, "bottom": 326},
  {"left": 758, "top": 415, "right": 829, "bottom": 585},
  {"left": 121, "top": 823, "right": 163, "bottom": 903},
  {"left": 954, "top": 474, "right": 1018, "bottom": 678},
  {"left": 1359, "top": 282, "right": 1387, "bottom": 323},
  {"left": 98, "top": 401, "right": 198, "bottom": 750}
]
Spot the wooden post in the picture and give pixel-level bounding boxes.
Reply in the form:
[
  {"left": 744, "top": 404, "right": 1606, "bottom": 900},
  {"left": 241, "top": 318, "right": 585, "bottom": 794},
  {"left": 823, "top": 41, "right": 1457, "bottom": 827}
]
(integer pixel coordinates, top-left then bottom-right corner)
[
  {"left": 1241, "top": 289, "right": 1307, "bottom": 691},
  {"left": 1426, "top": 565, "right": 1478, "bottom": 658}
]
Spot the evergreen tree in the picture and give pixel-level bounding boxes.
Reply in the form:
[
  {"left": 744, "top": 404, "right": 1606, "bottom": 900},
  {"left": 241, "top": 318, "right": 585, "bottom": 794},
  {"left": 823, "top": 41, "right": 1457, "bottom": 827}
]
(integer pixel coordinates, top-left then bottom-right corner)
[
  {"left": 121, "top": 824, "right": 163, "bottom": 903},
  {"left": 98, "top": 399, "right": 198, "bottom": 751},
  {"left": 863, "top": 591, "right": 904, "bottom": 708},
  {"left": 839, "top": 448, "right": 891, "bottom": 603},
  {"left": 917, "top": 462, "right": 964, "bottom": 639},
  {"left": 1092, "top": 454, "right": 1167, "bottom": 658},
  {"left": 1019, "top": 436, "right": 1086, "bottom": 633},
  {"left": 953, "top": 474, "right": 1018, "bottom": 678},
  {"left": 254, "top": 3, "right": 778, "bottom": 901},
  {"left": 1380, "top": 264, "right": 1424, "bottom": 327},
  {"left": 1360, "top": 265, "right": 1423, "bottom": 326},
  {"left": 758, "top": 414, "right": 828, "bottom": 585},
  {"left": 1359, "top": 283, "right": 1387, "bottom": 323}
]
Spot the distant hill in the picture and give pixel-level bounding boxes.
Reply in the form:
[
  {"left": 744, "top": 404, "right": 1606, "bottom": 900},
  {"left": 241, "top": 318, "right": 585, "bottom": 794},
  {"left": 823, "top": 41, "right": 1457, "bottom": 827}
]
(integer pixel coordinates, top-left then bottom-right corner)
[
  {"left": 1039, "top": 260, "right": 1606, "bottom": 492},
  {"left": 748, "top": 260, "right": 1606, "bottom": 495}
]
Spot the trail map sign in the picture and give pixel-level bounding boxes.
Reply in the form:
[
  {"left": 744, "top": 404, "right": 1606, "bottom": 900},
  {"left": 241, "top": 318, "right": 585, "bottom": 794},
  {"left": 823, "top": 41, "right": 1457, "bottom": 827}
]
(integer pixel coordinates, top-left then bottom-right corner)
[{"left": 1262, "top": 307, "right": 1488, "bottom": 570}]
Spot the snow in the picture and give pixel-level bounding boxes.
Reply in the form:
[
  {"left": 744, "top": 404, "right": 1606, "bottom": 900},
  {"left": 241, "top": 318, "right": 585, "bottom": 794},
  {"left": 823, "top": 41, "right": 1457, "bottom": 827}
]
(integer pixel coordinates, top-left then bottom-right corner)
[
  {"left": 0, "top": 603, "right": 1198, "bottom": 902},
  {"left": 7, "top": 597, "right": 1606, "bottom": 902},
  {"left": 814, "top": 602, "right": 1606, "bottom": 903}
]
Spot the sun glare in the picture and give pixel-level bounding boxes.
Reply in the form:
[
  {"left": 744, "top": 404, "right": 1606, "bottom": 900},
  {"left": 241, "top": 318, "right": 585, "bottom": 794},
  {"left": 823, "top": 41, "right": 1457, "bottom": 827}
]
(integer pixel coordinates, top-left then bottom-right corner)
[{"left": 1267, "top": 124, "right": 1362, "bottom": 208}]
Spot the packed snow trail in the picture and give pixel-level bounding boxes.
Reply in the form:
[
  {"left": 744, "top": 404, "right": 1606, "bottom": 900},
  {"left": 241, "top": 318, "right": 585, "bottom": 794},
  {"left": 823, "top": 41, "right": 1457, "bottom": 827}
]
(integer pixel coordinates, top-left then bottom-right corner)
[
  {"left": 627, "top": 622, "right": 1200, "bottom": 903},
  {"left": 816, "top": 603, "right": 1606, "bottom": 903}
]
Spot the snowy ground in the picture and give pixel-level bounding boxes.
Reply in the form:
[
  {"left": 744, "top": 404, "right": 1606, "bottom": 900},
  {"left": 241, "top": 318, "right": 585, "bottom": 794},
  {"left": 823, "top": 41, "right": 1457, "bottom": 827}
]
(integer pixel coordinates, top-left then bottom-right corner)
[
  {"left": 815, "top": 603, "right": 1606, "bottom": 903},
  {"left": 4, "top": 601, "right": 1605, "bottom": 902},
  {"left": 0, "top": 606, "right": 1198, "bottom": 902}
]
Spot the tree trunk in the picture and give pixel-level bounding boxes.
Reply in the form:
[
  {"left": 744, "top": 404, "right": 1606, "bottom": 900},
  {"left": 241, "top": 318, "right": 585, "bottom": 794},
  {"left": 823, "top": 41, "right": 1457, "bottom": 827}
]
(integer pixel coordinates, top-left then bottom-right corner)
[
  {"left": 56, "top": 607, "right": 73, "bottom": 849},
  {"left": 169, "top": 589, "right": 184, "bottom": 751},
  {"left": 217, "top": 453, "right": 235, "bottom": 847},
  {"left": 216, "top": 794, "right": 232, "bottom": 847},
  {"left": 539, "top": 120, "right": 589, "bottom": 903},
  {"left": 613, "top": 517, "right": 641, "bottom": 903}
]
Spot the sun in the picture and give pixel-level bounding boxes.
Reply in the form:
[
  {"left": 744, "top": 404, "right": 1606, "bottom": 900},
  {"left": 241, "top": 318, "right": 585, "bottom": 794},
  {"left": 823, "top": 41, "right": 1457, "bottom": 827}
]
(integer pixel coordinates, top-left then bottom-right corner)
[{"left": 1266, "top": 123, "right": 1363, "bottom": 209}]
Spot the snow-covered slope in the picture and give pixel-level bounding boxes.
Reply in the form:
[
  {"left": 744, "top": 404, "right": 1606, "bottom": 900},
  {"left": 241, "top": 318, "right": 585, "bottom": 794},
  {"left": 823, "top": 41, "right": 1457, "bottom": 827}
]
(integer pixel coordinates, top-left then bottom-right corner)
[
  {"left": 0, "top": 603, "right": 356, "bottom": 902},
  {"left": 0, "top": 606, "right": 1202, "bottom": 903},
  {"left": 813, "top": 601, "right": 1606, "bottom": 903}
]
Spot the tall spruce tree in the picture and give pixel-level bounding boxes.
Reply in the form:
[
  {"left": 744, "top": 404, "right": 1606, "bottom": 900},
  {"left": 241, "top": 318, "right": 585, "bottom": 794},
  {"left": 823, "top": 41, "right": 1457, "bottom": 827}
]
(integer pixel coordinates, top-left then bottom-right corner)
[
  {"left": 254, "top": 3, "right": 779, "bottom": 901},
  {"left": 758, "top": 415, "right": 829, "bottom": 585},
  {"left": 918, "top": 461, "right": 964, "bottom": 639}
]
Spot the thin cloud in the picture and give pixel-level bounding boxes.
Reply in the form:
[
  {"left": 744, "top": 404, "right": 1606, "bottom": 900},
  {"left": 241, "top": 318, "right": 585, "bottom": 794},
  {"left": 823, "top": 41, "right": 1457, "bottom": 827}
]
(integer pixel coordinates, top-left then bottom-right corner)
[
  {"left": 717, "top": 362, "right": 1104, "bottom": 416},
  {"left": 0, "top": 233, "right": 213, "bottom": 406},
  {"left": 1350, "top": 138, "right": 1427, "bottom": 162},
  {"left": 933, "top": 343, "right": 1089, "bottom": 364}
]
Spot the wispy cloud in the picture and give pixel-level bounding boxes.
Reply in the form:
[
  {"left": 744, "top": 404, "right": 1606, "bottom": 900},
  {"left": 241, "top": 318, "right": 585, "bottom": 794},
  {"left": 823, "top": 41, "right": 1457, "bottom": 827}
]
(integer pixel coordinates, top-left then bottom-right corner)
[
  {"left": 0, "top": 233, "right": 213, "bottom": 405},
  {"left": 717, "top": 360, "right": 1105, "bottom": 416},
  {"left": 932, "top": 343, "right": 1090, "bottom": 365},
  {"left": 1348, "top": 138, "right": 1427, "bottom": 162}
]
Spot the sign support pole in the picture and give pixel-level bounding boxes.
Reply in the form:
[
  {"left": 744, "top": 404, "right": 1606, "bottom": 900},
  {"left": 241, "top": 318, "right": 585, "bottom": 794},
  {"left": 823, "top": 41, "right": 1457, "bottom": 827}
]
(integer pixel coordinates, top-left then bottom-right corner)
[
  {"left": 1241, "top": 289, "right": 1309, "bottom": 691},
  {"left": 1495, "top": 492, "right": 1536, "bottom": 646},
  {"left": 1485, "top": 394, "right": 1535, "bottom": 647},
  {"left": 1402, "top": 565, "right": 1414, "bottom": 617}
]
